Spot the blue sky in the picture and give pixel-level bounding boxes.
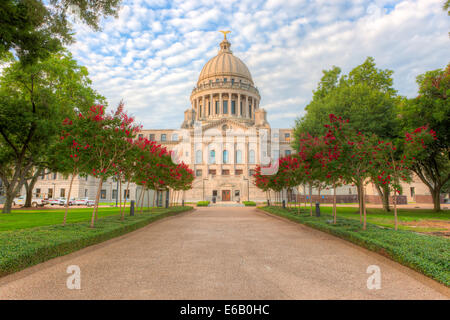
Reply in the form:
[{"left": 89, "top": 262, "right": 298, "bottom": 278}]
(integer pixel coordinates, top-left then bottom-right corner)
[{"left": 69, "top": 0, "right": 450, "bottom": 129}]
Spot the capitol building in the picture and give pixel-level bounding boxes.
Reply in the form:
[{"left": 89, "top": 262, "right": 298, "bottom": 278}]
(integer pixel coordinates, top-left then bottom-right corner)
[{"left": 25, "top": 33, "right": 433, "bottom": 206}]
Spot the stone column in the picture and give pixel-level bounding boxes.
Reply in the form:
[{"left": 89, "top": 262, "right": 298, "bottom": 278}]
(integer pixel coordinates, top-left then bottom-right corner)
[
  {"left": 238, "top": 93, "right": 241, "bottom": 118},
  {"left": 202, "top": 95, "right": 205, "bottom": 120},
  {"left": 246, "top": 96, "right": 249, "bottom": 119},
  {"left": 210, "top": 93, "right": 213, "bottom": 117}
]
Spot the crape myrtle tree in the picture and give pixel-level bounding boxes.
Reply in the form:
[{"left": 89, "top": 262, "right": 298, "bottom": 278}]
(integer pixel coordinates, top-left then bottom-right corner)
[
  {"left": 371, "top": 140, "right": 413, "bottom": 230},
  {"left": 49, "top": 116, "right": 92, "bottom": 226},
  {"left": 403, "top": 126, "right": 444, "bottom": 211},
  {"left": 399, "top": 64, "right": 449, "bottom": 211},
  {"left": 82, "top": 104, "right": 140, "bottom": 228},
  {"left": 0, "top": 51, "right": 103, "bottom": 213}
]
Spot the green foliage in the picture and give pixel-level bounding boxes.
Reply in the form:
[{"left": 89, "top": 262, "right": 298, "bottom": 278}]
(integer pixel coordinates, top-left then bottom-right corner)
[
  {"left": 0, "top": 206, "right": 193, "bottom": 277},
  {"left": 398, "top": 64, "right": 450, "bottom": 209},
  {"left": 293, "top": 57, "right": 399, "bottom": 151},
  {"left": 196, "top": 201, "right": 210, "bottom": 207},
  {"left": 0, "top": 51, "right": 104, "bottom": 213},
  {"left": 260, "top": 206, "right": 450, "bottom": 286},
  {"left": 242, "top": 201, "right": 256, "bottom": 206},
  {"left": 0, "top": 0, "right": 121, "bottom": 65}
]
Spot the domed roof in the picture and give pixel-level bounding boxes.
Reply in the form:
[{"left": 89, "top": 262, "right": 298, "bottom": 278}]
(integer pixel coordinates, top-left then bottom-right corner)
[{"left": 198, "top": 37, "right": 253, "bottom": 85}]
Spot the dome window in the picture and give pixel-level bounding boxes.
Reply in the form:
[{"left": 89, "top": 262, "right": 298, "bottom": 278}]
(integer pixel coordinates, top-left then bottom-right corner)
[
  {"left": 231, "top": 78, "right": 235, "bottom": 85},
  {"left": 224, "top": 78, "right": 227, "bottom": 83}
]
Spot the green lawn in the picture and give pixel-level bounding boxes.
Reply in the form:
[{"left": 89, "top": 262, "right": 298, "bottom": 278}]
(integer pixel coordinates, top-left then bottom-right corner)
[
  {"left": 282, "top": 205, "right": 449, "bottom": 233},
  {"left": 0, "top": 206, "right": 169, "bottom": 231},
  {"left": 260, "top": 206, "right": 450, "bottom": 286},
  {"left": 0, "top": 206, "right": 193, "bottom": 277}
]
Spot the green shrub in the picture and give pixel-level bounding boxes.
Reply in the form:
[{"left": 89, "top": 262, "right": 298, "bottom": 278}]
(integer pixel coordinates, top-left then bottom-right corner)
[
  {"left": 242, "top": 201, "right": 256, "bottom": 206},
  {"left": 0, "top": 206, "right": 193, "bottom": 278},
  {"left": 196, "top": 201, "right": 210, "bottom": 207},
  {"left": 259, "top": 206, "right": 450, "bottom": 286}
]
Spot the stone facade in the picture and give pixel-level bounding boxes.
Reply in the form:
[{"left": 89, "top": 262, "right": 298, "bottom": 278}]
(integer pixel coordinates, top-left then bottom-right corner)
[{"left": 22, "top": 34, "right": 444, "bottom": 205}]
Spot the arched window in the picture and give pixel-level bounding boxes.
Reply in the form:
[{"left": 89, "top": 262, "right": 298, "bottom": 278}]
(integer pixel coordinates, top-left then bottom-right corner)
[
  {"left": 209, "top": 150, "right": 215, "bottom": 164},
  {"left": 236, "top": 150, "right": 242, "bottom": 164},
  {"left": 195, "top": 150, "right": 202, "bottom": 164},
  {"left": 249, "top": 150, "right": 255, "bottom": 164},
  {"left": 223, "top": 150, "right": 229, "bottom": 164}
]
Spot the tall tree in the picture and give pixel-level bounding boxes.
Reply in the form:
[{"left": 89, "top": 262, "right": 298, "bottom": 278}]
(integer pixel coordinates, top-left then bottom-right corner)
[
  {"left": 0, "top": 51, "right": 103, "bottom": 213},
  {"left": 293, "top": 57, "right": 401, "bottom": 211},
  {"left": 399, "top": 65, "right": 449, "bottom": 211}
]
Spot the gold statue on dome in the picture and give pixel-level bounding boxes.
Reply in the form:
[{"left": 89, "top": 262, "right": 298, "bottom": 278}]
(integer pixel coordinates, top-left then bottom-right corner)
[{"left": 219, "top": 30, "right": 231, "bottom": 40}]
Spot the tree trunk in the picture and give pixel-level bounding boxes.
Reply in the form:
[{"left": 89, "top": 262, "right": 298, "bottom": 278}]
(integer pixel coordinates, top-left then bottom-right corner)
[
  {"left": 432, "top": 189, "right": 441, "bottom": 212},
  {"left": 118, "top": 178, "right": 122, "bottom": 216},
  {"left": 62, "top": 170, "right": 76, "bottom": 226},
  {"left": 333, "top": 182, "right": 337, "bottom": 224},
  {"left": 394, "top": 191, "right": 398, "bottom": 231},
  {"left": 357, "top": 181, "right": 363, "bottom": 223},
  {"left": 139, "top": 187, "right": 145, "bottom": 214},
  {"left": 121, "top": 181, "right": 130, "bottom": 220},
  {"left": 3, "top": 192, "right": 14, "bottom": 213},
  {"left": 309, "top": 183, "right": 313, "bottom": 216},
  {"left": 362, "top": 184, "right": 367, "bottom": 230},
  {"left": 90, "top": 177, "right": 103, "bottom": 228},
  {"left": 24, "top": 168, "right": 42, "bottom": 207},
  {"left": 374, "top": 183, "right": 391, "bottom": 212}
]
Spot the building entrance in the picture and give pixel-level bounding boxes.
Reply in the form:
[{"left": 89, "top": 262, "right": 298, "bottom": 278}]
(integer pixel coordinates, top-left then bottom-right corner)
[{"left": 222, "top": 190, "right": 231, "bottom": 201}]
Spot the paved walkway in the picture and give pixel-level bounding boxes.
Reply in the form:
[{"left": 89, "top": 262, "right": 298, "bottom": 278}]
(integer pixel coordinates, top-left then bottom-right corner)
[{"left": 0, "top": 207, "right": 448, "bottom": 299}]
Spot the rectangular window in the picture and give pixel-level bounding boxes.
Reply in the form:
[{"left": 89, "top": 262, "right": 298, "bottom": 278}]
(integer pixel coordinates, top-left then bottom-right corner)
[
  {"left": 249, "top": 104, "right": 252, "bottom": 118},
  {"left": 196, "top": 169, "right": 202, "bottom": 177},
  {"left": 124, "top": 189, "right": 130, "bottom": 199},
  {"left": 161, "top": 134, "right": 166, "bottom": 141},
  {"left": 209, "top": 169, "right": 216, "bottom": 176},
  {"left": 35, "top": 188, "right": 41, "bottom": 198},
  {"left": 53, "top": 173, "right": 57, "bottom": 179},
  {"left": 285, "top": 133, "right": 291, "bottom": 142},
  {"left": 149, "top": 134, "right": 155, "bottom": 141},
  {"left": 222, "top": 170, "right": 230, "bottom": 175},
  {"left": 231, "top": 78, "right": 235, "bottom": 85},
  {"left": 223, "top": 100, "right": 228, "bottom": 114},
  {"left": 285, "top": 150, "right": 291, "bottom": 156},
  {"left": 249, "top": 169, "right": 255, "bottom": 176},
  {"left": 240, "top": 101, "right": 243, "bottom": 115},
  {"left": 172, "top": 133, "right": 178, "bottom": 141},
  {"left": 215, "top": 101, "right": 219, "bottom": 114},
  {"left": 60, "top": 188, "right": 65, "bottom": 198},
  {"left": 410, "top": 187, "right": 415, "bottom": 197},
  {"left": 100, "top": 189, "right": 106, "bottom": 199},
  {"left": 48, "top": 188, "right": 53, "bottom": 199},
  {"left": 231, "top": 101, "right": 236, "bottom": 114},
  {"left": 235, "top": 169, "right": 243, "bottom": 175},
  {"left": 223, "top": 78, "right": 227, "bottom": 83},
  {"left": 112, "top": 189, "right": 118, "bottom": 199}
]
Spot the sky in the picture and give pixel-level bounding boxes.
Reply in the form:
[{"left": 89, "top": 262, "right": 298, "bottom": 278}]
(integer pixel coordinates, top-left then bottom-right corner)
[{"left": 69, "top": 0, "right": 450, "bottom": 129}]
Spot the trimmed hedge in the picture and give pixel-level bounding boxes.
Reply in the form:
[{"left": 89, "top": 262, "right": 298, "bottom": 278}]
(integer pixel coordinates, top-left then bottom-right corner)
[
  {"left": 242, "top": 201, "right": 256, "bottom": 206},
  {"left": 259, "top": 206, "right": 450, "bottom": 286},
  {"left": 0, "top": 206, "right": 193, "bottom": 278},
  {"left": 196, "top": 201, "right": 210, "bottom": 207}
]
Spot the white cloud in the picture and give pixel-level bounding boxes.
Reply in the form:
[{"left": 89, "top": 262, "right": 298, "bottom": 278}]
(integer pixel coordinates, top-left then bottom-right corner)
[{"left": 68, "top": 0, "right": 450, "bottom": 129}]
